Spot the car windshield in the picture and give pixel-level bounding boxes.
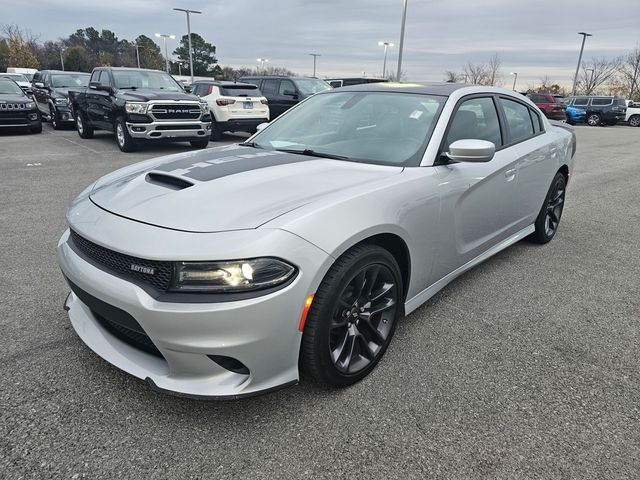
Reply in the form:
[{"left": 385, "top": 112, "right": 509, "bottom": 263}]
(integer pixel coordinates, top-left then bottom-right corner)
[
  {"left": 113, "top": 70, "right": 183, "bottom": 91},
  {"left": 2, "top": 73, "right": 29, "bottom": 82},
  {"left": 251, "top": 91, "right": 445, "bottom": 166},
  {"left": 0, "top": 79, "right": 24, "bottom": 95},
  {"left": 51, "top": 73, "right": 89, "bottom": 88},
  {"left": 295, "top": 78, "right": 332, "bottom": 95}
]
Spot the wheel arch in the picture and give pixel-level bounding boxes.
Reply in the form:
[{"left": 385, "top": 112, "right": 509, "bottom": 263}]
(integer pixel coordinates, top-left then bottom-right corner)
[{"left": 558, "top": 164, "right": 570, "bottom": 185}]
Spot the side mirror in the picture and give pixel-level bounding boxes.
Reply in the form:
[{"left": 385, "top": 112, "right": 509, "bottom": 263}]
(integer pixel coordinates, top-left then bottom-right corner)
[
  {"left": 282, "top": 89, "right": 297, "bottom": 97},
  {"left": 89, "top": 81, "right": 111, "bottom": 92},
  {"left": 34, "top": 82, "right": 45, "bottom": 88},
  {"left": 183, "top": 85, "right": 192, "bottom": 93},
  {"left": 256, "top": 122, "right": 269, "bottom": 132},
  {"left": 445, "top": 139, "right": 495, "bottom": 163}
]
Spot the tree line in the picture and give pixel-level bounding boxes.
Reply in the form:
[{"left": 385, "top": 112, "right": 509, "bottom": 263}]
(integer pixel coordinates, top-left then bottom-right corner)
[
  {"left": 0, "top": 24, "right": 296, "bottom": 80},
  {"left": 444, "top": 49, "right": 640, "bottom": 100}
]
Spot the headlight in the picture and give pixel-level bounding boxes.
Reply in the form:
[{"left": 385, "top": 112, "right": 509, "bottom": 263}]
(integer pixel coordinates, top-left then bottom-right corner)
[
  {"left": 125, "top": 102, "right": 148, "bottom": 114},
  {"left": 172, "top": 258, "right": 296, "bottom": 292},
  {"left": 200, "top": 102, "right": 210, "bottom": 114},
  {"left": 25, "top": 102, "right": 36, "bottom": 109},
  {"left": 54, "top": 97, "right": 68, "bottom": 106}
]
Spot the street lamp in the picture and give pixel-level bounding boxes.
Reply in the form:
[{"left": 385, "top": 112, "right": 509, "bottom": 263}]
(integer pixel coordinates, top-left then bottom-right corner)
[
  {"left": 173, "top": 8, "right": 202, "bottom": 84},
  {"left": 58, "top": 47, "right": 65, "bottom": 71},
  {"left": 155, "top": 33, "right": 175, "bottom": 73},
  {"left": 257, "top": 58, "right": 269, "bottom": 73},
  {"left": 571, "top": 32, "right": 592, "bottom": 96},
  {"left": 133, "top": 44, "right": 145, "bottom": 68},
  {"left": 396, "top": 0, "right": 408, "bottom": 82},
  {"left": 378, "top": 42, "right": 394, "bottom": 78},
  {"left": 309, "top": 53, "right": 321, "bottom": 77},
  {"left": 509, "top": 72, "right": 518, "bottom": 90}
]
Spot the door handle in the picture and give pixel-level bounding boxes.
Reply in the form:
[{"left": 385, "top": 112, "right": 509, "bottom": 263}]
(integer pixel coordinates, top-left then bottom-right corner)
[{"left": 504, "top": 168, "right": 516, "bottom": 180}]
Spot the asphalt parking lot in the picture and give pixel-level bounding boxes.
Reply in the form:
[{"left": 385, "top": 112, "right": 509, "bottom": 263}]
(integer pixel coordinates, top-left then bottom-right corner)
[{"left": 1, "top": 122, "right": 639, "bottom": 479}]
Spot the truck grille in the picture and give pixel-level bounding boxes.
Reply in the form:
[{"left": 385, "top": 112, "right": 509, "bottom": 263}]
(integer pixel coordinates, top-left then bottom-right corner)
[
  {"left": 70, "top": 230, "right": 174, "bottom": 292},
  {"left": 0, "top": 103, "right": 28, "bottom": 110},
  {"left": 149, "top": 104, "right": 202, "bottom": 121}
]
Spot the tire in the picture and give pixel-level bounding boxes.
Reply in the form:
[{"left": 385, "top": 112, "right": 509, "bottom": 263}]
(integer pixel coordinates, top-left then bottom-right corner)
[
  {"left": 190, "top": 139, "right": 209, "bottom": 149},
  {"left": 115, "top": 116, "right": 136, "bottom": 152},
  {"left": 30, "top": 122, "right": 42, "bottom": 134},
  {"left": 529, "top": 172, "right": 566, "bottom": 244},
  {"left": 586, "top": 113, "right": 601, "bottom": 126},
  {"left": 301, "top": 244, "right": 403, "bottom": 387},
  {"left": 76, "top": 112, "right": 94, "bottom": 139},
  {"left": 628, "top": 115, "right": 640, "bottom": 127},
  {"left": 49, "top": 105, "right": 61, "bottom": 130},
  {"left": 210, "top": 120, "right": 223, "bottom": 141}
]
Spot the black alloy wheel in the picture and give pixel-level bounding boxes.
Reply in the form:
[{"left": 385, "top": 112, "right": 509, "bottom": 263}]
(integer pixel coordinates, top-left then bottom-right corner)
[
  {"left": 302, "top": 244, "right": 403, "bottom": 387},
  {"left": 530, "top": 172, "right": 566, "bottom": 244},
  {"left": 49, "top": 105, "right": 60, "bottom": 130}
]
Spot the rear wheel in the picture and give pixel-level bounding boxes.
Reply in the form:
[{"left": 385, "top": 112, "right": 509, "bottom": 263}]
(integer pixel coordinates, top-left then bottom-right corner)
[
  {"left": 302, "top": 244, "right": 402, "bottom": 387},
  {"left": 628, "top": 115, "right": 640, "bottom": 127},
  {"left": 115, "top": 117, "right": 136, "bottom": 152},
  {"left": 586, "top": 113, "right": 601, "bottom": 126},
  {"left": 190, "top": 139, "right": 209, "bottom": 149},
  {"left": 530, "top": 172, "right": 566, "bottom": 244},
  {"left": 76, "top": 112, "right": 94, "bottom": 139}
]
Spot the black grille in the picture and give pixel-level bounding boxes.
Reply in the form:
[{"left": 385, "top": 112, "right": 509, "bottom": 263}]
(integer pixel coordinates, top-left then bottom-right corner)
[
  {"left": 0, "top": 111, "right": 29, "bottom": 125},
  {"left": 149, "top": 104, "right": 201, "bottom": 120},
  {"left": 70, "top": 230, "right": 174, "bottom": 292},
  {"left": 94, "top": 311, "right": 162, "bottom": 357}
]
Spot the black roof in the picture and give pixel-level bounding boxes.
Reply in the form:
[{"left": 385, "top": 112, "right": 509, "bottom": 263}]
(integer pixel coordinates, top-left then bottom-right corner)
[
  {"left": 38, "top": 69, "right": 89, "bottom": 75},
  {"left": 239, "top": 75, "right": 323, "bottom": 80},
  {"left": 191, "top": 80, "right": 258, "bottom": 87}
]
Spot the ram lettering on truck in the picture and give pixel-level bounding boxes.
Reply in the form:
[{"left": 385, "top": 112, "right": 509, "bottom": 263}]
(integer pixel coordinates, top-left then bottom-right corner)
[{"left": 68, "top": 67, "right": 212, "bottom": 152}]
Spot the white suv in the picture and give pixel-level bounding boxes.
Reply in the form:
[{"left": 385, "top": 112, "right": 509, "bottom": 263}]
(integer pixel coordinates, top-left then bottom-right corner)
[{"left": 192, "top": 81, "right": 269, "bottom": 140}]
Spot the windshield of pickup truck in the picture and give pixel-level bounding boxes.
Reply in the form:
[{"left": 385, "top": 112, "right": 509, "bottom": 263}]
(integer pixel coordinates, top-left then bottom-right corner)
[
  {"left": 51, "top": 73, "right": 90, "bottom": 88},
  {"left": 112, "top": 70, "right": 183, "bottom": 91},
  {"left": 296, "top": 78, "right": 332, "bottom": 95}
]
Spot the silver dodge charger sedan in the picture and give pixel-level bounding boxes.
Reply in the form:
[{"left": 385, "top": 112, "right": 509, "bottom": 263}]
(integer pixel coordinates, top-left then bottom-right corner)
[{"left": 58, "top": 83, "right": 576, "bottom": 399}]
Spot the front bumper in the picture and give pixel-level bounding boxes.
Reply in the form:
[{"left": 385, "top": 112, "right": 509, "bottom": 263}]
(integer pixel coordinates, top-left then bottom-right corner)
[
  {"left": 57, "top": 216, "right": 331, "bottom": 398},
  {"left": 126, "top": 120, "right": 212, "bottom": 140},
  {"left": 53, "top": 106, "right": 74, "bottom": 123},
  {"left": 0, "top": 110, "right": 40, "bottom": 129}
]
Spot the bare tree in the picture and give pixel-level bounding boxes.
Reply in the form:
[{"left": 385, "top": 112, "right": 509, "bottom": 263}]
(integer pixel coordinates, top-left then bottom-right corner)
[
  {"left": 443, "top": 70, "right": 462, "bottom": 83},
  {"left": 620, "top": 46, "right": 640, "bottom": 100},
  {"left": 462, "top": 61, "right": 488, "bottom": 85},
  {"left": 486, "top": 53, "right": 502, "bottom": 86},
  {"left": 576, "top": 56, "right": 623, "bottom": 95}
]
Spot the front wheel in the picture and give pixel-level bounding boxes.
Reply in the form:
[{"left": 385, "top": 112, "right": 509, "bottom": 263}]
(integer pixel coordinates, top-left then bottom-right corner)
[
  {"left": 301, "top": 244, "right": 403, "bottom": 387},
  {"left": 190, "top": 139, "right": 209, "bottom": 149},
  {"left": 529, "top": 172, "right": 566, "bottom": 244},
  {"left": 586, "top": 113, "right": 601, "bottom": 126},
  {"left": 628, "top": 115, "right": 640, "bottom": 127},
  {"left": 115, "top": 117, "right": 136, "bottom": 152},
  {"left": 76, "top": 112, "right": 94, "bottom": 139},
  {"left": 49, "top": 106, "right": 61, "bottom": 130}
]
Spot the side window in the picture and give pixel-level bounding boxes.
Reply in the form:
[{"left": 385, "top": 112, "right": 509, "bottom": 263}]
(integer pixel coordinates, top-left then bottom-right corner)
[
  {"left": 573, "top": 98, "right": 588, "bottom": 107},
  {"left": 529, "top": 108, "right": 542, "bottom": 134},
  {"left": 33, "top": 72, "right": 41, "bottom": 83},
  {"left": 90, "top": 70, "right": 100, "bottom": 84},
  {"left": 591, "top": 98, "right": 612, "bottom": 106},
  {"left": 43, "top": 73, "right": 50, "bottom": 86},
  {"left": 261, "top": 79, "right": 278, "bottom": 95},
  {"left": 97, "top": 71, "right": 111, "bottom": 87},
  {"left": 279, "top": 79, "right": 296, "bottom": 95},
  {"left": 499, "top": 97, "right": 534, "bottom": 144},
  {"left": 446, "top": 97, "right": 502, "bottom": 148}
]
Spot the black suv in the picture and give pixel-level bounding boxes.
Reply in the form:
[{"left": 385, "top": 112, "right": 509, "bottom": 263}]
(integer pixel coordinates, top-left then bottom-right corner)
[
  {"left": 564, "top": 96, "right": 627, "bottom": 126},
  {"left": 238, "top": 76, "right": 331, "bottom": 118},
  {"left": 0, "top": 78, "right": 42, "bottom": 133},
  {"left": 31, "top": 70, "right": 90, "bottom": 129}
]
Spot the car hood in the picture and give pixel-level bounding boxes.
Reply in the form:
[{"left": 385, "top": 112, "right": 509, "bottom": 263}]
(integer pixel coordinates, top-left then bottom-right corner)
[
  {"left": 116, "top": 90, "right": 201, "bottom": 102},
  {"left": 0, "top": 94, "right": 29, "bottom": 102},
  {"left": 88, "top": 145, "right": 403, "bottom": 232}
]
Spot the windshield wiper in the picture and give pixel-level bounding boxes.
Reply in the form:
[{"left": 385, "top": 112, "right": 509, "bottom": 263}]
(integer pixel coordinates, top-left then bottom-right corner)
[
  {"left": 275, "top": 148, "right": 350, "bottom": 160},
  {"left": 239, "top": 142, "right": 264, "bottom": 149},
  {"left": 118, "top": 86, "right": 138, "bottom": 90}
]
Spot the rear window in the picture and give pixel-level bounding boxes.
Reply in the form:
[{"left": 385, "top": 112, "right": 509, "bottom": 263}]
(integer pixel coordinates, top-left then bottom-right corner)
[
  {"left": 529, "top": 95, "right": 546, "bottom": 103},
  {"left": 591, "top": 98, "right": 613, "bottom": 106},
  {"left": 219, "top": 85, "right": 260, "bottom": 97},
  {"left": 615, "top": 98, "right": 627, "bottom": 106}
]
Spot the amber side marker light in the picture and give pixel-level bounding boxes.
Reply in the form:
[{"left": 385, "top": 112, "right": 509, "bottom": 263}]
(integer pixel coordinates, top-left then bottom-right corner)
[{"left": 298, "top": 294, "right": 315, "bottom": 332}]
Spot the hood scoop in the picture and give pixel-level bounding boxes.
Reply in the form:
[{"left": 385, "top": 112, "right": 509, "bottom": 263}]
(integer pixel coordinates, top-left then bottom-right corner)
[{"left": 145, "top": 172, "right": 194, "bottom": 190}]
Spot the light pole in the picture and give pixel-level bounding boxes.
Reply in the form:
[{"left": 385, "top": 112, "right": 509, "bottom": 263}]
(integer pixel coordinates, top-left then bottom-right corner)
[
  {"left": 509, "top": 72, "right": 518, "bottom": 90},
  {"left": 571, "top": 32, "right": 592, "bottom": 96},
  {"left": 378, "top": 42, "right": 394, "bottom": 78},
  {"left": 396, "top": 0, "right": 408, "bottom": 82},
  {"left": 309, "top": 53, "right": 321, "bottom": 77},
  {"left": 58, "top": 47, "right": 65, "bottom": 71},
  {"left": 134, "top": 44, "right": 146, "bottom": 68},
  {"left": 178, "top": 63, "right": 185, "bottom": 76},
  {"left": 257, "top": 58, "right": 269, "bottom": 73},
  {"left": 173, "top": 8, "right": 202, "bottom": 84},
  {"left": 155, "top": 33, "right": 175, "bottom": 73}
]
